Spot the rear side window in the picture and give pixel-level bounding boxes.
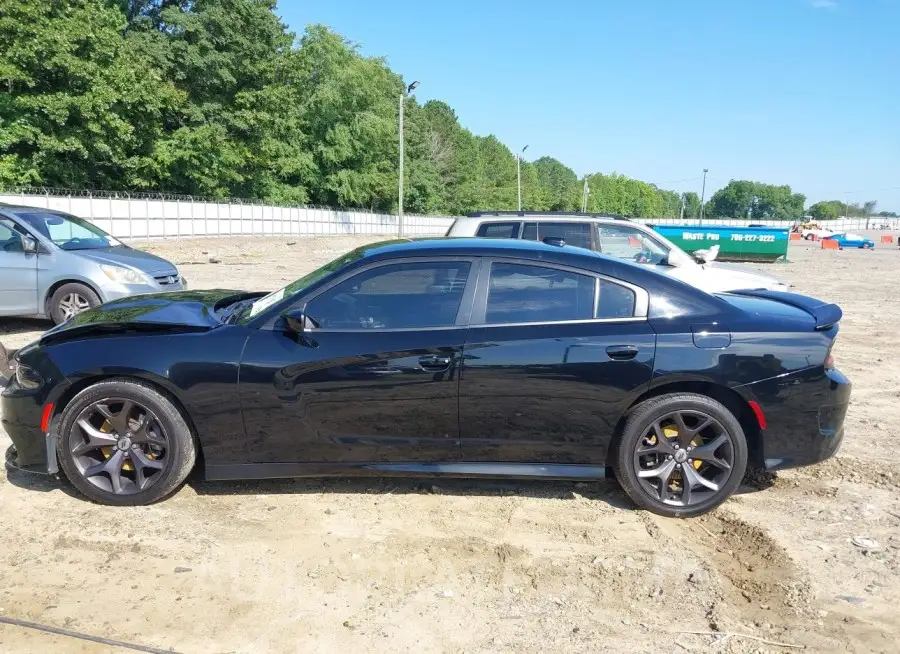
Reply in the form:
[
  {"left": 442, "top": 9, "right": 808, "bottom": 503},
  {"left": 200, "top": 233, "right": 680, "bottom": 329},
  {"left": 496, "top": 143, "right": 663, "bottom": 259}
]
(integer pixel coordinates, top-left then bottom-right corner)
[
  {"left": 476, "top": 222, "right": 521, "bottom": 238},
  {"left": 522, "top": 222, "right": 592, "bottom": 249},
  {"left": 485, "top": 263, "right": 594, "bottom": 324},
  {"left": 597, "top": 280, "right": 636, "bottom": 318}
]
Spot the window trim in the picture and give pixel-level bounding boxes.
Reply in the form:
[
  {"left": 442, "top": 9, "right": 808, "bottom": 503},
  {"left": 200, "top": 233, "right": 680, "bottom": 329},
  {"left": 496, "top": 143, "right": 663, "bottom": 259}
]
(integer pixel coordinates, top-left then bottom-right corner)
[
  {"left": 470, "top": 257, "right": 649, "bottom": 327},
  {"left": 266, "top": 256, "right": 481, "bottom": 333}
]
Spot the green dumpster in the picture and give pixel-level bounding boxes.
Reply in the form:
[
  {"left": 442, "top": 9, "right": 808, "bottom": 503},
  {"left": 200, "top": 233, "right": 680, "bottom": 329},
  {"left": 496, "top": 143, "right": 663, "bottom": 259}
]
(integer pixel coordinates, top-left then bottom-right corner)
[{"left": 651, "top": 224, "right": 790, "bottom": 263}]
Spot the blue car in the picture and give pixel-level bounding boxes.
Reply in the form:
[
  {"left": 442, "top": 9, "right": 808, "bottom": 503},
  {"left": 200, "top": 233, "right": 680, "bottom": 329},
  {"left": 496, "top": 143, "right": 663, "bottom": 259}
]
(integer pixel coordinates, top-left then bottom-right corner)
[{"left": 826, "top": 233, "right": 875, "bottom": 249}]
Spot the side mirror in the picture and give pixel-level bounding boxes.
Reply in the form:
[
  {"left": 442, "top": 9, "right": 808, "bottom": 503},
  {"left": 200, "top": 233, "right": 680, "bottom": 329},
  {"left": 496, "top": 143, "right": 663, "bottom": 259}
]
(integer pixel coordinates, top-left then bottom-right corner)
[
  {"left": 282, "top": 308, "right": 317, "bottom": 346},
  {"left": 21, "top": 235, "right": 38, "bottom": 254}
]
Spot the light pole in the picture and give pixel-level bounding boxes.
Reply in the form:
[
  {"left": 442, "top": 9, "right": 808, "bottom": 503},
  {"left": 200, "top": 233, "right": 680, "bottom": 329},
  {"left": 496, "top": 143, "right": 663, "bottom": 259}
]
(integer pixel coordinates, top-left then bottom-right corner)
[
  {"left": 699, "top": 168, "right": 709, "bottom": 221},
  {"left": 398, "top": 80, "right": 419, "bottom": 236},
  {"left": 517, "top": 145, "right": 529, "bottom": 211}
]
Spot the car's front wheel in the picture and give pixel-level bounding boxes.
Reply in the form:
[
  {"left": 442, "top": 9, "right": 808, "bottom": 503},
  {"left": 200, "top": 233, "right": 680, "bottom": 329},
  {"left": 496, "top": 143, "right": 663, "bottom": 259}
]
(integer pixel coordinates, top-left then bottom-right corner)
[
  {"left": 56, "top": 379, "right": 196, "bottom": 505},
  {"left": 613, "top": 393, "right": 747, "bottom": 517},
  {"left": 49, "top": 282, "right": 100, "bottom": 324}
]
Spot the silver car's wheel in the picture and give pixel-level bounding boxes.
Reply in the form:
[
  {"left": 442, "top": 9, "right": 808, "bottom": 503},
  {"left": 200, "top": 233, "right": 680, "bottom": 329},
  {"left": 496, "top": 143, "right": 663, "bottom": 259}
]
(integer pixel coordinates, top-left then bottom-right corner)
[
  {"left": 48, "top": 282, "right": 101, "bottom": 324},
  {"left": 58, "top": 293, "right": 91, "bottom": 319}
]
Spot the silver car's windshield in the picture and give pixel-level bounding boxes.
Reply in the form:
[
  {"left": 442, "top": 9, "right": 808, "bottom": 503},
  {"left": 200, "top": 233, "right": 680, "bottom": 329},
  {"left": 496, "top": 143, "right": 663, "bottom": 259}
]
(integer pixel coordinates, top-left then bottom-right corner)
[{"left": 16, "top": 211, "right": 125, "bottom": 250}]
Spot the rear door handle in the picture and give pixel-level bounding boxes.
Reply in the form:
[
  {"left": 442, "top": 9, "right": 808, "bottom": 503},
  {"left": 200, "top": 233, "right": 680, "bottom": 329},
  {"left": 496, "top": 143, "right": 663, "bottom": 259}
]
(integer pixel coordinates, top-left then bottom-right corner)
[
  {"left": 606, "top": 345, "right": 639, "bottom": 361},
  {"left": 418, "top": 355, "right": 453, "bottom": 371}
]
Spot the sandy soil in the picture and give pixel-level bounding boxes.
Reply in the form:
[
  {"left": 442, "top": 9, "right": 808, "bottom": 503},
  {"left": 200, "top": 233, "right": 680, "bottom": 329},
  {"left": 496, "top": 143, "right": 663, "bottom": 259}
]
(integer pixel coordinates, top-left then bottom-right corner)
[{"left": 1, "top": 236, "right": 899, "bottom": 653}]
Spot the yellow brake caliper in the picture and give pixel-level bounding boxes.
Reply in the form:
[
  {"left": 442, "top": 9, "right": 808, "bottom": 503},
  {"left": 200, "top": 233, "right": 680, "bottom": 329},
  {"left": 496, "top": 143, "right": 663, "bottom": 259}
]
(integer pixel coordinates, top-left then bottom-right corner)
[{"left": 99, "top": 419, "right": 135, "bottom": 471}]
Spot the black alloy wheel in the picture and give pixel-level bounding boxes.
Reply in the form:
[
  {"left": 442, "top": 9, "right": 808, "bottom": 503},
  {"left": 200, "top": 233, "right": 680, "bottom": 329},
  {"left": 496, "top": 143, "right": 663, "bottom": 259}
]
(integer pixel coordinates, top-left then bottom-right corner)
[
  {"left": 614, "top": 393, "right": 748, "bottom": 517},
  {"left": 68, "top": 398, "right": 168, "bottom": 495},
  {"left": 57, "top": 379, "right": 196, "bottom": 505}
]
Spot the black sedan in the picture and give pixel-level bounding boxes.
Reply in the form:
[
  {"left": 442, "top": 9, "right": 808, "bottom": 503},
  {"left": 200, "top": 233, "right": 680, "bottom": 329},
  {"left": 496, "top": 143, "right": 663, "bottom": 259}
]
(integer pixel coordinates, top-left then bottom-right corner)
[{"left": 1, "top": 238, "right": 850, "bottom": 517}]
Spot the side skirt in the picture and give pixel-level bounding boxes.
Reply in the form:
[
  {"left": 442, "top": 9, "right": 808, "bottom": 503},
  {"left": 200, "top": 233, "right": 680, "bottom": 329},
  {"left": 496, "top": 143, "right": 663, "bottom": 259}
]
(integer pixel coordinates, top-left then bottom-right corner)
[{"left": 205, "top": 462, "right": 609, "bottom": 482}]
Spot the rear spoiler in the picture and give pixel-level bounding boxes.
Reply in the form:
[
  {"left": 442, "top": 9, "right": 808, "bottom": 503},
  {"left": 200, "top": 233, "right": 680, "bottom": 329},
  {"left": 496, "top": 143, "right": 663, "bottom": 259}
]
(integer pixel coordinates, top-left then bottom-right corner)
[{"left": 730, "top": 289, "right": 842, "bottom": 331}]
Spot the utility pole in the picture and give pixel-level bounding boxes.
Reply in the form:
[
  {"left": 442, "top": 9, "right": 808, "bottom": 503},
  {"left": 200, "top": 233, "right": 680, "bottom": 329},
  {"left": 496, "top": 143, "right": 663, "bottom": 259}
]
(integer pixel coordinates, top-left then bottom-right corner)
[
  {"left": 517, "top": 145, "right": 529, "bottom": 211},
  {"left": 581, "top": 178, "right": 590, "bottom": 213},
  {"left": 398, "top": 80, "right": 419, "bottom": 236},
  {"left": 699, "top": 168, "right": 709, "bottom": 221},
  {"left": 679, "top": 193, "right": 685, "bottom": 221}
]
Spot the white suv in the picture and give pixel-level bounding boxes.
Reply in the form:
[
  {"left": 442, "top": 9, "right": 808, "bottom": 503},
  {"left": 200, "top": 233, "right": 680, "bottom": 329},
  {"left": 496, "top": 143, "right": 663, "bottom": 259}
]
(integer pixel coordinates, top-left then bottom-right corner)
[{"left": 445, "top": 212, "right": 789, "bottom": 294}]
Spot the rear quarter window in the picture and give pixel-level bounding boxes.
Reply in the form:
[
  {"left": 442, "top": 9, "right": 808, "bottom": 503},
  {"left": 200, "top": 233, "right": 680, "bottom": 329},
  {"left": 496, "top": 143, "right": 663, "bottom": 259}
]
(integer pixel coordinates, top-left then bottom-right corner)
[{"left": 477, "top": 222, "right": 521, "bottom": 238}]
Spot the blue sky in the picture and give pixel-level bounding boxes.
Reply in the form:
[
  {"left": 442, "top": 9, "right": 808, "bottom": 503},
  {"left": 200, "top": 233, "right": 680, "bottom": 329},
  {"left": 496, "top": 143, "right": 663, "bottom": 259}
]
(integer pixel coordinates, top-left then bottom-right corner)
[{"left": 279, "top": 0, "right": 900, "bottom": 211}]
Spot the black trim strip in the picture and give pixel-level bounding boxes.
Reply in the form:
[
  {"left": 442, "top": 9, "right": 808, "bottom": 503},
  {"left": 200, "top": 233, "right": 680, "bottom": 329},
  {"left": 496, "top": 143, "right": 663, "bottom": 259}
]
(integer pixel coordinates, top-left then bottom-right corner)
[{"left": 205, "top": 462, "right": 608, "bottom": 481}]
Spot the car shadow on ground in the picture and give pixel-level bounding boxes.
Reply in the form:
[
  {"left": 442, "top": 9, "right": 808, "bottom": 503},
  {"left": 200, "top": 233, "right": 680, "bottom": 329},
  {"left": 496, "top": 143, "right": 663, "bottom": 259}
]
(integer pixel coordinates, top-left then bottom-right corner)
[
  {"left": 4, "top": 466, "right": 776, "bottom": 507},
  {"left": 0, "top": 316, "right": 51, "bottom": 343}
]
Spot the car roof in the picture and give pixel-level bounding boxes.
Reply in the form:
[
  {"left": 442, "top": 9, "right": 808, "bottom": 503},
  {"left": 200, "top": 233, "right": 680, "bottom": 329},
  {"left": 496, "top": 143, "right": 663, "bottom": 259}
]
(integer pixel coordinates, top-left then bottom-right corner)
[
  {"left": 358, "top": 236, "right": 607, "bottom": 260},
  {"left": 0, "top": 203, "right": 71, "bottom": 216},
  {"left": 456, "top": 212, "right": 632, "bottom": 227}
]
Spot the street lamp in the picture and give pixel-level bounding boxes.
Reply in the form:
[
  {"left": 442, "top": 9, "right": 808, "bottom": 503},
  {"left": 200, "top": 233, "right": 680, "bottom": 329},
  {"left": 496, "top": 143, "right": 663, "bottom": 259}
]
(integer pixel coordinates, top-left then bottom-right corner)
[
  {"left": 398, "top": 80, "right": 419, "bottom": 236},
  {"left": 517, "top": 145, "right": 529, "bottom": 211},
  {"left": 699, "top": 168, "right": 709, "bottom": 221}
]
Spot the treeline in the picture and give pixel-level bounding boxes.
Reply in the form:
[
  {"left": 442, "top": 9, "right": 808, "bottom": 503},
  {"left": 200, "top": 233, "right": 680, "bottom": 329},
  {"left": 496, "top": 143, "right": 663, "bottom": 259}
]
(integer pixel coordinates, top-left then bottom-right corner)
[
  {"left": 807, "top": 200, "right": 890, "bottom": 220},
  {"left": 0, "top": 1, "right": 879, "bottom": 220}
]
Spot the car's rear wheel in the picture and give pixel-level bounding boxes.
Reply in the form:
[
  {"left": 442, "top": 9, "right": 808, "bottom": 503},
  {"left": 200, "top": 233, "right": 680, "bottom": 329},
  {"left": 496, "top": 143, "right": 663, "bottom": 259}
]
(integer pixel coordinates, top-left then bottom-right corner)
[
  {"left": 613, "top": 393, "right": 747, "bottom": 517},
  {"left": 56, "top": 379, "right": 196, "bottom": 506},
  {"left": 49, "top": 283, "right": 100, "bottom": 324}
]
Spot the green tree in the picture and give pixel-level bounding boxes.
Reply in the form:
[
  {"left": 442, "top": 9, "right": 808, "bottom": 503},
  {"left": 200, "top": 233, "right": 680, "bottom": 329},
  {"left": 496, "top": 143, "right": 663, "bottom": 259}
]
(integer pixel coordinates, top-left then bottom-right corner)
[
  {"left": 707, "top": 180, "right": 804, "bottom": 220},
  {"left": 808, "top": 201, "right": 843, "bottom": 220},
  {"left": 682, "top": 192, "right": 701, "bottom": 218},
  {"left": 0, "top": 0, "right": 183, "bottom": 189},
  {"left": 533, "top": 157, "right": 577, "bottom": 211}
]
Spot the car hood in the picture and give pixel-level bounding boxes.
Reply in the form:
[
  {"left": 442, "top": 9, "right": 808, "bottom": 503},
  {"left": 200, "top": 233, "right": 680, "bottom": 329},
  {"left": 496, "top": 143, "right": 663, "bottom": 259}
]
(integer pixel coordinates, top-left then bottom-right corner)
[
  {"left": 39, "top": 289, "right": 260, "bottom": 344},
  {"left": 71, "top": 246, "right": 178, "bottom": 275},
  {"left": 700, "top": 261, "right": 789, "bottom": 292}
]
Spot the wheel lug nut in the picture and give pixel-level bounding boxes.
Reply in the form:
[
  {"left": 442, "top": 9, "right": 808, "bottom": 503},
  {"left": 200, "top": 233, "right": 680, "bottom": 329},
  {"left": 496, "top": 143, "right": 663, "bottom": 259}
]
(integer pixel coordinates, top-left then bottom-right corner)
[{"left": 688, "top": 459, "right": 693, "bottom": 464}]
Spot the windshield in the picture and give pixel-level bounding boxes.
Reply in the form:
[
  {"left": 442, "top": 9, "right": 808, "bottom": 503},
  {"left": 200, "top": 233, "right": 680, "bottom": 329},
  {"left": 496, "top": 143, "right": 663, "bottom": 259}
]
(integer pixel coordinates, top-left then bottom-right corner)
[
  {"left": 16, "top": 211, "right": 125, "bottom": 250},
  {"left": 240, "top": 246, "right": 368, "bottom": 322}
]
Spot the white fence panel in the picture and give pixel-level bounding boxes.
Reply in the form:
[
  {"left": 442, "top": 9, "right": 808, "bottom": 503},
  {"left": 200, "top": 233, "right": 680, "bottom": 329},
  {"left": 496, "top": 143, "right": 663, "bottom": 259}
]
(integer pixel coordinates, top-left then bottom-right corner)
[{"left": 0, "top": 192, "right": 455, "bottom": 240}]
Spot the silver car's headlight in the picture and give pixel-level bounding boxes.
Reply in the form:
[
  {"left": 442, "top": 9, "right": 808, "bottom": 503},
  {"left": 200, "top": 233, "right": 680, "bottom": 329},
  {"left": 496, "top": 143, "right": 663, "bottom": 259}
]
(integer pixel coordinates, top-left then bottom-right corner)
[{"left": 100, "top": 264, "right": 149, "bottom": 285}]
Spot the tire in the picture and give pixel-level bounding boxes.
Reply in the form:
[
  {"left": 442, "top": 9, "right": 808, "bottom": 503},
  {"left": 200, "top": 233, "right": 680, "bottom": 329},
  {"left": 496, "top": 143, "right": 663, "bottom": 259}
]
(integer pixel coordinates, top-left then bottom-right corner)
[
  {"left": 803, "top": 234, "right": 813, "bottom": 241},
  {"left": 613, "top": 393, "right": 748, "bottom": 518},
  {"left": 56, "top": 378, "right": 196, "bottom": 506},
  {"left": 49, "top": 282, "right": 101, "bottom": 324}
]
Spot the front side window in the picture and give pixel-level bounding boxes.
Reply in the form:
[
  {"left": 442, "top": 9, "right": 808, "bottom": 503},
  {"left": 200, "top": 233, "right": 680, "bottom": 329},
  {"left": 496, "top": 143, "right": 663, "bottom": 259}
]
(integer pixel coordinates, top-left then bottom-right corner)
[
  {"left": 0, "top": 219, "right": 24, "bottom": 253},
  {"left": 306, "top": 261, "right": 471, "bottom": 329},
  {"left": 15, "top": 212, "right": 123, "bottom": 251},
  {"left": 596, "top": 224, "right": 668, "bottom": 264},
  {"left": 485, "top": 263, "right": 595, "bottom": 324},
  {"left": 521, "top": 222, "right": 592, "bottom": 249}
]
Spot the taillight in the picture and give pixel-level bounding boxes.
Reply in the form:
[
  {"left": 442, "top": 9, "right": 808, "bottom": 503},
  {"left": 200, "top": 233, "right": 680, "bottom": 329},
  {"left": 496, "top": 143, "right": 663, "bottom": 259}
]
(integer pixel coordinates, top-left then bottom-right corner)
[{"left": 825, "top": 340, "right": 836, "bottom": 370}]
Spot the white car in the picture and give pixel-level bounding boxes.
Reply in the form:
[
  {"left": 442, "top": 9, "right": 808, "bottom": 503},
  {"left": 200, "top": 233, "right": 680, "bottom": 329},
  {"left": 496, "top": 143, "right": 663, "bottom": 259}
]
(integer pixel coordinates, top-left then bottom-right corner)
[{"left": 445, "top": 212, "right": 790, "bottom": 294}]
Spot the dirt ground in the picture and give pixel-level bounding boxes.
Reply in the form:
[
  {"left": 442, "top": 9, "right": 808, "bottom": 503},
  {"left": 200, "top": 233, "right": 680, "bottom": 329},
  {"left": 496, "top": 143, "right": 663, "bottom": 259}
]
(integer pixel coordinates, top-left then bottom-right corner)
[{"left": 1, "top": 235, "right": 899, "bottom": 654}]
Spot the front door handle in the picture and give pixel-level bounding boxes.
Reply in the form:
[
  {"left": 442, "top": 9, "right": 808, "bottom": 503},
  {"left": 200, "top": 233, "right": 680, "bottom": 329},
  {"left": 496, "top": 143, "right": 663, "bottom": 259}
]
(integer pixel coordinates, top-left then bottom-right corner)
[
  {"left": 418, "top": 355, "right": 453, "bottom": 371},
  {"left": 606, "top": 345, "right": 639, "bottom": 361}
]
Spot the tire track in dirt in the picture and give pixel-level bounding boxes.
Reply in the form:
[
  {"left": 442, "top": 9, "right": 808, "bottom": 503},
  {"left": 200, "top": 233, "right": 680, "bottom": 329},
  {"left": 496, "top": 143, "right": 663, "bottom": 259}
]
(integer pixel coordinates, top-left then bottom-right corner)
[{"left": 642, "top": 509, "right": 855, "bottom": 650}]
